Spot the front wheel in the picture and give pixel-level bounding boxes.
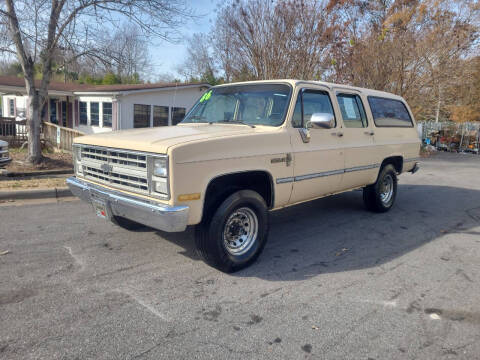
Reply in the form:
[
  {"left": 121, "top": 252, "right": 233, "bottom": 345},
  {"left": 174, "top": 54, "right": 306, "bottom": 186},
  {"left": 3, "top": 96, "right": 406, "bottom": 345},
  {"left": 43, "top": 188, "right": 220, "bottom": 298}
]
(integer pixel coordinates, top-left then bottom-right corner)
[
  {"left": 363, "top": 164, "right": 398, "bottom": 213},
  {"left": 195, "top": 190, "right": 269, "bottom": 272}
]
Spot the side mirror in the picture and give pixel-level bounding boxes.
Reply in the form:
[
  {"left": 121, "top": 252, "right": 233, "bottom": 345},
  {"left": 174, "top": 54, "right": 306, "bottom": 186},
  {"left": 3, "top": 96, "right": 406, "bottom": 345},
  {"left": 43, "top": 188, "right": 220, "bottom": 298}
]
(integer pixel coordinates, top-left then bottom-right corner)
[{"left": 307, "top": 113, "right": 335, "bottom": 129}]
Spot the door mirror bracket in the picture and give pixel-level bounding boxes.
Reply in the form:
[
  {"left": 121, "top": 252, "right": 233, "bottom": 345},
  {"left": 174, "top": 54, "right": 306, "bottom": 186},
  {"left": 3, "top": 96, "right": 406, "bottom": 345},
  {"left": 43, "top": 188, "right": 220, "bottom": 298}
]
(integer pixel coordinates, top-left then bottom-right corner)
[{"left": 298, "top": 128, "right": 310, "bottom": 143}]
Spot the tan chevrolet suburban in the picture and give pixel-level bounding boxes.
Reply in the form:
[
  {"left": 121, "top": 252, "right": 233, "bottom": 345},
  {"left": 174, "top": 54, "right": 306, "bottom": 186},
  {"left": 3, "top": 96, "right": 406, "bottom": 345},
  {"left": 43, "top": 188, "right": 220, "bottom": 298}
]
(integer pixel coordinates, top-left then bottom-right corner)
[{"left": 67, "top": 80, "right": 420, "bottom": 272}]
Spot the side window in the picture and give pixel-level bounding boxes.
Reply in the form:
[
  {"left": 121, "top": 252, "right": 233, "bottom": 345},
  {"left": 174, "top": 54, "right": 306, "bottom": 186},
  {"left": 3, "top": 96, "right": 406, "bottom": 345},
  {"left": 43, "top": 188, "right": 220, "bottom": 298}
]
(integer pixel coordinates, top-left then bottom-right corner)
[
  {"left": 90, "top": 102, "right": 99, "bottom": 126},
  {"left": 172, "top": 107, "right": 186, "bottom": 125},
  {"left": 368, "top": 96, "right": 413, "bottom": 127},
  {"left": 336, "top": 94, "right": 367, "bottom": 128},
  {"left": 79, "top": 102, "right": 88, "bottom": 125},
  {"left": 9, "top": 99, "right": 15, "bottom": 116},
  {"left": 134, "top": 104, "right": 151, "bottom": 128},
  {"left": 102, "top": 103, "right": 112, "bottom": 127},
  {"left": 153, "top": 106, "right": 169, "bottom": 126},
  {"left": 292, "top": 90, "right": 336, "bottom": 128}
]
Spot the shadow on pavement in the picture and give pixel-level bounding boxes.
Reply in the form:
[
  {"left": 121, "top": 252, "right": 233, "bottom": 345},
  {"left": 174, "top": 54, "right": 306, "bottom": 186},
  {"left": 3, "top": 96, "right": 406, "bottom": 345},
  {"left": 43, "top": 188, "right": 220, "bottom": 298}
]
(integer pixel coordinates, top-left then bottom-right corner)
[{"left": 157, "top": 184, "right": 480, "bottom": 280}]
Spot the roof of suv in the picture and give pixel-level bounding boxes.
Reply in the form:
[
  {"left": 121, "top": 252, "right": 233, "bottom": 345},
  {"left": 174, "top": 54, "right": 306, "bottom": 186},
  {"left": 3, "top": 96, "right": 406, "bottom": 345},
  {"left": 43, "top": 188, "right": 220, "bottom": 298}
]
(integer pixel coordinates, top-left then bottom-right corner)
[{"left": 214, "top": 79, "right": 405, "bottom": 101}]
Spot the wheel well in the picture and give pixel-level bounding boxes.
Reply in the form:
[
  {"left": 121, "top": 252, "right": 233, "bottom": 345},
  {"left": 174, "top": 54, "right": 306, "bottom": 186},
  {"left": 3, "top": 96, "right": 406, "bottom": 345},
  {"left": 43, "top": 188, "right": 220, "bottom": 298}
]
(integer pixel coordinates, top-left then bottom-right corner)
[
  {"left": 381, "top": 156, "right": 403, "bottom": 174},
  {"left": 202, "top": 171, "right": 274, "bottom": 222}
]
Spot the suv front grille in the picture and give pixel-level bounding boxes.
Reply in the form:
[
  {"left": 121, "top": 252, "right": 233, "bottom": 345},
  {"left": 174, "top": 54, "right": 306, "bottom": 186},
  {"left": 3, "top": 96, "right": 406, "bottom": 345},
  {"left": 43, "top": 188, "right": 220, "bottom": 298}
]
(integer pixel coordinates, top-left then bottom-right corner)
[{"left": 80, "top": 146, "right": 149, "bottom": 194}]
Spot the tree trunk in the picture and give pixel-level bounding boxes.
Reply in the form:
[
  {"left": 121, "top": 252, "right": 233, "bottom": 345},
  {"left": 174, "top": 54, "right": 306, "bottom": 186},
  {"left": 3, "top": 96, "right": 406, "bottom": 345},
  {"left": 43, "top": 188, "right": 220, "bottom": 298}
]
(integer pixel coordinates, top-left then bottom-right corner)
[
  {"left": 25, "top": 85, "right": 43, "bottom": 164},
  {"left": 435, "top": 97, "right": 441, "bottom": 123}
]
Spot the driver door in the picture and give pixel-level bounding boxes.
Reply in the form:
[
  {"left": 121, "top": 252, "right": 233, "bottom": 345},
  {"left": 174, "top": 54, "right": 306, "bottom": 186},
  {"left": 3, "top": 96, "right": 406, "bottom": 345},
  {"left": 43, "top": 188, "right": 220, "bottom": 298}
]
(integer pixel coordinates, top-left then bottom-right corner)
[{"left": 288, "top": 86, "right": 344, "bottom": 204}]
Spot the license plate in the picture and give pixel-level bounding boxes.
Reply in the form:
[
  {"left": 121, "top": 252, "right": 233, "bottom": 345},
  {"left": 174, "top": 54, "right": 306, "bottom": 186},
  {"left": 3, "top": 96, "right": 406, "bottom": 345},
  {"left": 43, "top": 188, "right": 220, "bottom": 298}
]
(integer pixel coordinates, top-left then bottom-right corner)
[{"left": 92, "top": 199, "right": 108, "bottom": 219}]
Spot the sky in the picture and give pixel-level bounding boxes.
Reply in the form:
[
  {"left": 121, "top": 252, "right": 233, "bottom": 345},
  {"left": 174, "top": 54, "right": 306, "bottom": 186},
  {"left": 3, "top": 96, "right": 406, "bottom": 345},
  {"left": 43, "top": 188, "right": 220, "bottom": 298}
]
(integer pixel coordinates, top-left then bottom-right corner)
[{"left": 147, "top": 0, "right": 218, "bottom": 81}]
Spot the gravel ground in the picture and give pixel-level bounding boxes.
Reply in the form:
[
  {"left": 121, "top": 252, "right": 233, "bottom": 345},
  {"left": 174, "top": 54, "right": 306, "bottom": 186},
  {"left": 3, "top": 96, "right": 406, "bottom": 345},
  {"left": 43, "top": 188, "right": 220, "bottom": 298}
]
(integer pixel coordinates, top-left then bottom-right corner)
[{"left": 0, "top": 152, "right": 479, "bottom": 360}]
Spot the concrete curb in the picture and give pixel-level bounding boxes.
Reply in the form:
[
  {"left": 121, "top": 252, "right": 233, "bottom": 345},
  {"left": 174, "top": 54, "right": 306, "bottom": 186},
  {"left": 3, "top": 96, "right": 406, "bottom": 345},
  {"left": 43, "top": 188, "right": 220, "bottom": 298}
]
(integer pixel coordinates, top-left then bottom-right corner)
[{"left": 0, "top": 187, "right": 72, "bottom": 200}]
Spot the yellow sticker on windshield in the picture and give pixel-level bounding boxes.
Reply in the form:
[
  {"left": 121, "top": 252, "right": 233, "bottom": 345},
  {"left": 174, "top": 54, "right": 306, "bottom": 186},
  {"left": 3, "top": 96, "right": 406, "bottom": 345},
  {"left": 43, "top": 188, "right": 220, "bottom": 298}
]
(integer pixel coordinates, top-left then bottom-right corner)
[{"left": 200, "top": 90, "right": 212, "bottom": 103}]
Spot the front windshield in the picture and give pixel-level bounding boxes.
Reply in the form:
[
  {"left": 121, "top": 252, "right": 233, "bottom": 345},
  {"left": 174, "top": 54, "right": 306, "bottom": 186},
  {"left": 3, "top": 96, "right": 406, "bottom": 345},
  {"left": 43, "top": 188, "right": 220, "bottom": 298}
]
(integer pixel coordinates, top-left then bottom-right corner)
[{"left": 182, "top": 83, "right": 291, "bottom": 127}]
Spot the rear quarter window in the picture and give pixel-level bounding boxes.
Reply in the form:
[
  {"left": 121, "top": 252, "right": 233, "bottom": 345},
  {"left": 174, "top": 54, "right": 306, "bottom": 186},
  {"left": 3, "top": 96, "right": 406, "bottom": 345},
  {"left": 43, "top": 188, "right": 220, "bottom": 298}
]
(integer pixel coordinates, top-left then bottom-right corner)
[{"left": 367, "top": 96, "right": 413, "bottom": 127}]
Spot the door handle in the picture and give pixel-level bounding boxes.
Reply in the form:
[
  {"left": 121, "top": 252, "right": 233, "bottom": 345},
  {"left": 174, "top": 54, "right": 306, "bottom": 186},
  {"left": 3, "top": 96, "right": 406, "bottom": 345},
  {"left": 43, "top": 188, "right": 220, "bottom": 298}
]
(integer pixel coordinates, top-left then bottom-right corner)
[
  {"left": 332, "top": 131, "right": 344, "bottom": 137},
  {"left": 364, "top": 130, "right": 374, "bottom": 136}
]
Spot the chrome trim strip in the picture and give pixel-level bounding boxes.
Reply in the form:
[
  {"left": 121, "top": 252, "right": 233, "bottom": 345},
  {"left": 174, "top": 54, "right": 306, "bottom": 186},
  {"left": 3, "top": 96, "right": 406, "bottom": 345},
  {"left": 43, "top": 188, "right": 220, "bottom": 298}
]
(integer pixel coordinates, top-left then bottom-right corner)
[
  {"left": 276, "top": 163, "right": 380, "bottom": 184},
  {"left": 66, "top": 177, "right": 188, "bottom": 232},
  {"left": 74, "top": 143, "right": 166, "bottom": 157},
  {"left": 295, "top": 169, "right": 344, "bottom": 181},
  {"left": 344, "top": 163, "right": 380, "bottom": 173},
  {"left": 276, "top": 177, "right": 294, "bottom": 184}
]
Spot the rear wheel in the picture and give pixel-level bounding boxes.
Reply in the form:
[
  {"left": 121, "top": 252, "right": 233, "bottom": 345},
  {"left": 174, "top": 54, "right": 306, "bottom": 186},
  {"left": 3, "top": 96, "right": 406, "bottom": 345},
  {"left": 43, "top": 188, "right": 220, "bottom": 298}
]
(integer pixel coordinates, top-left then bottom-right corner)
[
  {"left": 195, "top": 190, "right": 269, "bottom": 272},
  {"left": 363, "top": 164, "right": 397, "bottom": 212}
]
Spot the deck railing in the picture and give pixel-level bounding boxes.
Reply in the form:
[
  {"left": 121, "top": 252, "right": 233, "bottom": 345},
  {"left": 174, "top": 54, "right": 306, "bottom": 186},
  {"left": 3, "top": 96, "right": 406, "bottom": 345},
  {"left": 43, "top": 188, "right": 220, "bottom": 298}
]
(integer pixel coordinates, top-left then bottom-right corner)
[
  {"left": 43, "top": 122, "right": 84, "bottom": 151},
  {"left": 0, "top": 117, "right": 28, "bottom": 146}
]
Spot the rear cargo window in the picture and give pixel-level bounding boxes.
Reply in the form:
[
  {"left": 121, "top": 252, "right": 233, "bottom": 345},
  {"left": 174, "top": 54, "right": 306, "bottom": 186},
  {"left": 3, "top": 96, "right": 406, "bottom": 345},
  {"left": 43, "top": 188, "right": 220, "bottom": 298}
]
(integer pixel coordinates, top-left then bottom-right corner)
[{"left": 367, "top": 96, "right": 413, "bottom": 127}]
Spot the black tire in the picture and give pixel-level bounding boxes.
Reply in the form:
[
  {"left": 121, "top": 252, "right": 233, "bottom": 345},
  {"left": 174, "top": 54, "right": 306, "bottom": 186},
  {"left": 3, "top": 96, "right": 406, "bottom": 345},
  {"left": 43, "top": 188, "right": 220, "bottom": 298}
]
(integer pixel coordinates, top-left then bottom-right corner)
[
  {"left": 195, "top": 190, "right": 269, "bottom": 273},
  {"left": 363, "top": 164, "right": 398, "bottom": 213},
  {"left": 111, "top": 216, "right": 145, "bottom": 231}
]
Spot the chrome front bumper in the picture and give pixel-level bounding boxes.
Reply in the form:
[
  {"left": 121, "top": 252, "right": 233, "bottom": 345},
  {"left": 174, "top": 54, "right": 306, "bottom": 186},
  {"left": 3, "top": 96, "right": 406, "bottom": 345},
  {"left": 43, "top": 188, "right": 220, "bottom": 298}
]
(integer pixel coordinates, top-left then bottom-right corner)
[{"left": 66, "top": 177, "right": 189, "bottom": 232}]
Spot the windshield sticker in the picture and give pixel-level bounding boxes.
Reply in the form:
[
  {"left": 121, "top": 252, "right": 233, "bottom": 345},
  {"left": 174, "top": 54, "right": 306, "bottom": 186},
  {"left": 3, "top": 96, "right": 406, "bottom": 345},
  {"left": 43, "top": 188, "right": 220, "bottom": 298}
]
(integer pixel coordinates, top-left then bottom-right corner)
[{"left": 200, "top": 90, "right": 212, "bottom": 103}]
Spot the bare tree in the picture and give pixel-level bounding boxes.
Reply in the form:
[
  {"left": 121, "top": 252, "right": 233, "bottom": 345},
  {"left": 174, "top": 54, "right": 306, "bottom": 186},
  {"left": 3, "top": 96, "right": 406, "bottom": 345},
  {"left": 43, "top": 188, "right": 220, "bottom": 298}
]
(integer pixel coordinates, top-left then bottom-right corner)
[
  {"left": 177, "top": 33, "right": 218, "bottom": 82},
  {"left": 0, "top": 0, "right": 193, "bottom": 164},
  {"left": 213, "top": 0, "right": 339, "bottom": 81},
  {"left": 105, "top": 24, "right": 152, "bottom": 82}
]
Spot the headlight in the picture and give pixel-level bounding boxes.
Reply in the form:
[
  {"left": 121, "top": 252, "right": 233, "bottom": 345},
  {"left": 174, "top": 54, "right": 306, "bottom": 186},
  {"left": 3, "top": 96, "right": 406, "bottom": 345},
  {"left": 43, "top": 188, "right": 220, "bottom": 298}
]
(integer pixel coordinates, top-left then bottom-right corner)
[
  {"left": 153, "top": 178, "right": 168, "bottom": 195},
  {"left": 153, "top": 157, "right": 167, "bottom": 177},
  {"left": 150, "top": 155, "right": 169, "bottom": 197}
]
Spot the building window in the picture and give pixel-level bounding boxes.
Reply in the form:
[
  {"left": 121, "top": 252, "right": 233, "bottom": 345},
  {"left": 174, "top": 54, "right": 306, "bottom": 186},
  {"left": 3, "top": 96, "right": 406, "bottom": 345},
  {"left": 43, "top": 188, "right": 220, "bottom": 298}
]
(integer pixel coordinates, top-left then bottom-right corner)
[
  {"left": 9, "top": 99, "right": 15, "bottom": 117},
  {"left": 172, "top": 107, "right": 186, "bottom": 125},
  {"left": 153, "top": 106, "right": 168, "bottom": 126},
  {"left": 79, "top": 102, "right": 87, "bottom": 125},
  {"left": 50, "top": 99, "right": 57, "bottom": 124},
  {"left": 90, "top": 102, "right": 99, "bottom": 126},
  {"left": 103, "top": 102, "right": 112, "bottom": 127},
  {"left": 134, "top": 104, "right": 150, "bottom": 128},
  {"left": 61, "top": 101, "right": 67, "bottom": 127}
]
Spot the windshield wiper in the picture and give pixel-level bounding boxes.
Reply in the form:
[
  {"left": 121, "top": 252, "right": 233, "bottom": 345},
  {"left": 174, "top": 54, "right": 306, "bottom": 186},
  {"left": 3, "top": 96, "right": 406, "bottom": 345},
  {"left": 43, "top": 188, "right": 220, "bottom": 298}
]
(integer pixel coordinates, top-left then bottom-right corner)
[{"left": 215, "top": 120, "right": 256, "bottom": 128}]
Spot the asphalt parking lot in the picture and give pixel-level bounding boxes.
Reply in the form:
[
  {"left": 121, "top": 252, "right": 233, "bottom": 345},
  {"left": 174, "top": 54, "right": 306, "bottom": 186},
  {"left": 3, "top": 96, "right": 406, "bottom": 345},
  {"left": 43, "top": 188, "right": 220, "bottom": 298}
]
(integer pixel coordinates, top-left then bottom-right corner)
[{"left": 1, "top": 152, "right": 479, "bottom": 359}]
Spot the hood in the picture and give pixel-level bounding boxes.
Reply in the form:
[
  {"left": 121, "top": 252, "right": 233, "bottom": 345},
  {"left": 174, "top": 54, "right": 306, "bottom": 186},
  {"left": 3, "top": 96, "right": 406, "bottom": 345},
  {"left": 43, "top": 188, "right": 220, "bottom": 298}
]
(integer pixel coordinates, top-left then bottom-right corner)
[{"left": 74, "top": 123, "right": 265, "bottom": 153}]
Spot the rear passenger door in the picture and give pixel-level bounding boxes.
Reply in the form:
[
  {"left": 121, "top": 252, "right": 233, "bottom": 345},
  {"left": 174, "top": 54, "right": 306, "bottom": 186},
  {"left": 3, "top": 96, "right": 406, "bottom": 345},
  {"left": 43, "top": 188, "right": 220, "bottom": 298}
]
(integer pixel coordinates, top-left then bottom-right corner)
[{"left": 334, "top": 91, "right": 378, "bottom": 190}]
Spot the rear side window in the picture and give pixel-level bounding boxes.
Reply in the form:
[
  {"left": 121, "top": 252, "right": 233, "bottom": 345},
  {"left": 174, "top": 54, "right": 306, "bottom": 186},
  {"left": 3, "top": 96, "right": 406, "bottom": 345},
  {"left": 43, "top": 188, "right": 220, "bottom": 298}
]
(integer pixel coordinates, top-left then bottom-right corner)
[
  {"left": 368, "top": 96, "right": 413, "bottom": 127},
  {"left": 337, "top": 94, "right": 367, "bottom": 128}
]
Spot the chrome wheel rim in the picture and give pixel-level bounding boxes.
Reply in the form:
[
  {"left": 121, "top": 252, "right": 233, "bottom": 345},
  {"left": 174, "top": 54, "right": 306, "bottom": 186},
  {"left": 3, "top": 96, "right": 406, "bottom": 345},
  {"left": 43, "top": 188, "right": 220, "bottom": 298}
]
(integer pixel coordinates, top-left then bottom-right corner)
[
  {"left": 223, "top": 207, "right": 258, "bottom": 256},
  {"left": 380, "top": 174, "right": 394, "bottom": 204}
]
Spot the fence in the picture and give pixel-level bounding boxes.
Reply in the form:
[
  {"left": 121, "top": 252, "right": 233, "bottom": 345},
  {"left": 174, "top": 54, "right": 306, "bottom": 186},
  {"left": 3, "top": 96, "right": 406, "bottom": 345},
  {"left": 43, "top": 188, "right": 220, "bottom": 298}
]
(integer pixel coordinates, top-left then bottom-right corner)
[
  {"left": 419, "top": 121, "right": 480, "bottom": 154},
  {"left": 0, "top": 117, "right": 28, "bottom": 146},
  {"left": 43, "top": 122, "right": 84, "bottom": 151}
]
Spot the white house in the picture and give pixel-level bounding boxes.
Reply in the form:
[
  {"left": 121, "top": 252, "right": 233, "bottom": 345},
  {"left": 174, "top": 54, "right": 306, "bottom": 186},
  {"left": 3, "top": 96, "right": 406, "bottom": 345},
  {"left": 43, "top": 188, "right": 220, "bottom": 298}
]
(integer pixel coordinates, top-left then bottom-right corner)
[{"left": 0, "top": 76, "right": 210, "bottom": 134}]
